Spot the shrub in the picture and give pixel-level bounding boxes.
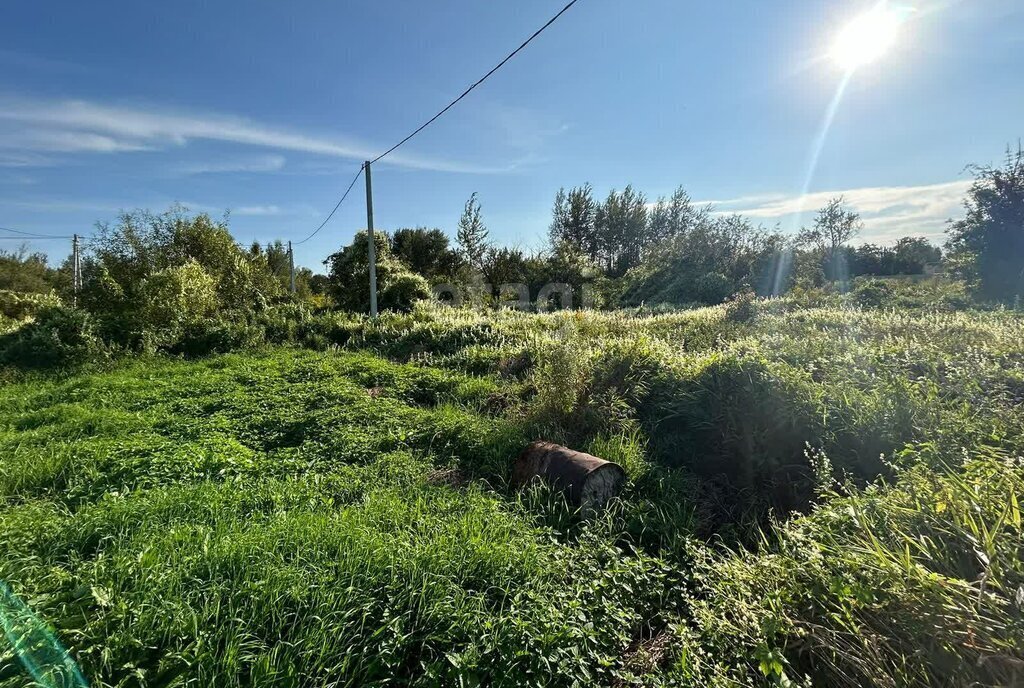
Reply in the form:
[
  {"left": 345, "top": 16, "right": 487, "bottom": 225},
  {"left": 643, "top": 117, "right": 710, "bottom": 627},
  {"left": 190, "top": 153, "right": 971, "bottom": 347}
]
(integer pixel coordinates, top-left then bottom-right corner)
[
  {"left": 0, "top": 306, "right": 106, "bottom": 369},
  {"left": 380, "top": 272, "right": 431, "bottom": 312},
  {"left": 166, "top": 316, "right": 264, "bottom": 357},
  {"left": 139, "top": 259, "right": 218, "bottom": 337},
  {"left": 852, "top": 278, "right": 895, "bottom": 308},
  {"left": 679, "top": 449, "right": 1024, "bottom": 687},
  {"left": 0, "top": 290, "right": 61, "bottom": 320}
]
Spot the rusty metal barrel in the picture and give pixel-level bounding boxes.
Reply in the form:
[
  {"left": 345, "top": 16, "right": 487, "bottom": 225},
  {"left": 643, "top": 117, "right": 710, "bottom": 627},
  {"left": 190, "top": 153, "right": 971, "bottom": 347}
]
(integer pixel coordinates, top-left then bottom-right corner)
[{"left": 512, "top": 441, "right": 627, "bottom": 509}]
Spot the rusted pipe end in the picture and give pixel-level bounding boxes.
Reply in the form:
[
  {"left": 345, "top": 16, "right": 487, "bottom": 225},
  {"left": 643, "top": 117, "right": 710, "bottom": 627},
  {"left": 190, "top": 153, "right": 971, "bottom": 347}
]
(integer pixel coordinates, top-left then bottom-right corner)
[{"left": 513, "top": 441, "right": 626, "bottom": 509}]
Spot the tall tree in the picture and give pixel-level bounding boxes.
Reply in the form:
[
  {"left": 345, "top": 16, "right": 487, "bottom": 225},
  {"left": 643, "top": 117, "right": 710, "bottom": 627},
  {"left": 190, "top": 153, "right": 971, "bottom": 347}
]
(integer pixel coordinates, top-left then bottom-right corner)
[
  {"left": 0, "top": 246, "right": 56, "bottom": 293},
  {"left": 648, "top": 186, "right": 701, "bottom": 245},
  {"left": 391, "top": 227, "right": 462, "bottom": 281},
  {"left": 801, "top": 196, "right": 862, "bottom": 282},
  {"left": 946, "top": 147, "right": 1024, "bottom": 302},
  {"left": 595, "top": 185, "right": 648, "bottom": 277},
  {"left": 456, "top": 193, "right": 490, "bottom": 273},
  {"left": 549, "top": 184, "right": 598, "bottom": 260}
]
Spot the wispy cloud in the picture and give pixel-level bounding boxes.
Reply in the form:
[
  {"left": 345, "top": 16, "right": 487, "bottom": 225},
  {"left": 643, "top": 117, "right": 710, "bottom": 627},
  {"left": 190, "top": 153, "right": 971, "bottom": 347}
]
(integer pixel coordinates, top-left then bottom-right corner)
[
  {"left": 0, "top": 129, "right": 154, "bottom": 153},
  {"left": 174, "top": 154, "right": 287, "bottom": 176},
  {"left": 0, "top": 151, "right": 57, "bottom": 168},
  {"left": 232, "top": 205, "right": 284, "bottom": 217},
  {"left": 1, "top": 197, "right": 314, "bottom": 220},
  {"left": 703, "top": 179, "right": 973, "bottom": 244},
  {"left": 0, "top": 97, "right": 523, "bottom": 174}
]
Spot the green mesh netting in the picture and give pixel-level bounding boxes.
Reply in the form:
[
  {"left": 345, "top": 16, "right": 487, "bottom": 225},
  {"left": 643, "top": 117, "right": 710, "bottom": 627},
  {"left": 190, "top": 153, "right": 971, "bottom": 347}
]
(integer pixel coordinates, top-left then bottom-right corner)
[{"left": 0, "top": 582, "right": 88, "bottom": 687}]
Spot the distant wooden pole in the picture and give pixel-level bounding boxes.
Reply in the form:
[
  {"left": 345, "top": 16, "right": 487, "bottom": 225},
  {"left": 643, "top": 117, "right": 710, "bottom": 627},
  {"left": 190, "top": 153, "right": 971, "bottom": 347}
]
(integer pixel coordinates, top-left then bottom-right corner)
[
  {"left": 71, "top": 233, "right": 80, "bottom": 308},
  {"left": 364, "top": 161, "right": 378, "bottom": 317},
  {"left": 288, "top": 240, "right": 296, "bottom": 294}
]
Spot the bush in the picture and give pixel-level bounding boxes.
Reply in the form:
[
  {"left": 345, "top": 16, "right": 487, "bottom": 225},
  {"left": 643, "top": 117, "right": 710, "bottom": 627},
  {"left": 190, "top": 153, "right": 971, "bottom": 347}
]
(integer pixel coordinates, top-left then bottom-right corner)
[
  {"left": 139, "top": 260, "right": 218, "bottom": 343},
  {"left": 680, "top": 449, "right": 1024, "bottom": 687},
  {"left": 380, "top": 272, "right": 431, "bottom": 312},
  {"left": 167, "top": 316, "right": 263, "bottom": 357},
  {"left": 0, "top": 306, "right": 106, "bottom": 369},
  {"left": 0, "top": 290, "right": 61, "bottom": 320},
  {"left": 852, "top": 279, "right": 895, "bottom": 308}
]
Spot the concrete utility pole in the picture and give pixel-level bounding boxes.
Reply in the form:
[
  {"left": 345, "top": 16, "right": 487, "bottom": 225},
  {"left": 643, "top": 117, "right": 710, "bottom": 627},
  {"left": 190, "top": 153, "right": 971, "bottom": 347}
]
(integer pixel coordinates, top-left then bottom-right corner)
[
  {"left": 288, "top": 240, "right": 296, "bottom": 294},
  {"left": 71, "top": 233, "right": 81, "bottom": 308},
  {"left": 364, "top": 161, "right": 378, "bottom": 317}
]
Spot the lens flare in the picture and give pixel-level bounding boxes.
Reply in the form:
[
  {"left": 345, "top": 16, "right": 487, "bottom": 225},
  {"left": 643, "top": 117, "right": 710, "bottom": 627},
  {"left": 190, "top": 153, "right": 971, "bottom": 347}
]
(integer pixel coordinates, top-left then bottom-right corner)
[{"left": 831, "top": 4, "right": 905, "bottom": 70}]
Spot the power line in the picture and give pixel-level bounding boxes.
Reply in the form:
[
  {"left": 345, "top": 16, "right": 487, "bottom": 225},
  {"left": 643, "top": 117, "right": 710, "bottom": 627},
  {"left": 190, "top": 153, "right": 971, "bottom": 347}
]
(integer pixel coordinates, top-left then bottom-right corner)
[
  {"left": 299, "top": 0, "right": 583, "bottom": 243},
  {"left": 293, "top": 166, "right": 364, "bottom": 246},
  {"left": 369, "top": 0, "right": 582, "bottom": 166},
  {"left": 0, "top": 226, "right": 75, "bottom": 240}
]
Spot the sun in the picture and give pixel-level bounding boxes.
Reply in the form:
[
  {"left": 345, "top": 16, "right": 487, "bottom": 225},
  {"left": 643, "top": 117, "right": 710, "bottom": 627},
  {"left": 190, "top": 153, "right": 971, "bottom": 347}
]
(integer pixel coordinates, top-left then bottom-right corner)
[{"left": 831, "top": 4, "right": 906, "bottom": 71}]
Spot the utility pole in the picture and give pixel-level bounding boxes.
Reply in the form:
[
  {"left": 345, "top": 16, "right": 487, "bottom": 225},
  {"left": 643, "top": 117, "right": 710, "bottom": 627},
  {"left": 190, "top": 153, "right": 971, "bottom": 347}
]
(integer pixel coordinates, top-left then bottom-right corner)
[
  {"left": 71, "top": 233, "right": 81, "bottom": 308},
  {"left": 288, "top": 240, "right": 296, "bottom": 295},
  {"left": 364, "top": 161, "right": 378, "bottom": 317}
]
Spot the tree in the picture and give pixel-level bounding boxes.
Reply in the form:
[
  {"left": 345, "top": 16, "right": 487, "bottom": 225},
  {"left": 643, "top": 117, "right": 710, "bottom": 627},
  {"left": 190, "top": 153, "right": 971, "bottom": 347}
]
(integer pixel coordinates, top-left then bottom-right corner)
[
  {"left": 324, "top": 231, "right": 429, "bottom": 313},
  {"left": 456, "top": 193, "right": 490, "bottom": 273},
  {"left": 619, "top": 214, "right": 782, "bottom": 306},
  {"left": 946, "top": 147, "right": 1024, "bottom": 303},
  {"left": 549, "top": 184, "right": 598, "bottom": 260},
  {"left": 0, "top": 246, "right": 56, "bottom": 294},
  {"left": 648, "top": 186, "right": 702, "bottom": 245},
  {"left": 595, "top": 185, "right": 648, "bottom": 277},
  {"left": 391, "top": 227, "right": 462, "bottom": 281},
  {"left": 800, "top": 197, "right": 862, "bottom": 282},
  {"left": 82, "top": 206, "right": 282, "bottom": 312},
  {"left": 892, "top": 237, "right": 941, "bottom": 274}
]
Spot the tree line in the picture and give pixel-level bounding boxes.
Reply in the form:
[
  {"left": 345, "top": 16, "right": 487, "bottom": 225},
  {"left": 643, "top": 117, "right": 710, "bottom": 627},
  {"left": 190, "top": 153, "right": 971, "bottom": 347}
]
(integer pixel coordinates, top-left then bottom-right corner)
[{"left": 2, "top": 147, "right": 1022, "bottom": 319}]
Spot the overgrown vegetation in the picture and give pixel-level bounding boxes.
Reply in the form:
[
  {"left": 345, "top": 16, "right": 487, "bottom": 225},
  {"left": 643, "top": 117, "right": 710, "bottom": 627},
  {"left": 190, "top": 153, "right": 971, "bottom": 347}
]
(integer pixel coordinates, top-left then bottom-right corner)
[
  {"left": 1, "top": 298, "right": 1023, "bottom": 686},
  {"left": 1, "top": 146, "right": 1023, "bottom": 685}
]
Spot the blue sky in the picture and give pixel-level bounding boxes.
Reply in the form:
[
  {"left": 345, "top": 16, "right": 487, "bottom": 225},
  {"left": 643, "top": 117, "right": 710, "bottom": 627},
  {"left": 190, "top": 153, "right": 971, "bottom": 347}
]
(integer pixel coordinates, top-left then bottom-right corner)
[{"left": 1, "top": 0, "right": 1022, "bottom": 269}]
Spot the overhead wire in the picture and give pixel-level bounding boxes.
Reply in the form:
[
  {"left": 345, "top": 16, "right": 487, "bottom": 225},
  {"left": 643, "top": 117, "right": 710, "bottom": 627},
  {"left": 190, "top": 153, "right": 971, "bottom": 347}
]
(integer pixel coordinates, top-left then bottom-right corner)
[
  {"left": 296, "top": 0, "right": 583, "bottom": 244},
  {"left": 0, "top": 226, "right": 76, "bottom": 240},
  {"left": 292, "top": 165, "right": 364, "bottom": 246},
  {"left": 367, "top": 0, "right": 582, "bottom": 166}
]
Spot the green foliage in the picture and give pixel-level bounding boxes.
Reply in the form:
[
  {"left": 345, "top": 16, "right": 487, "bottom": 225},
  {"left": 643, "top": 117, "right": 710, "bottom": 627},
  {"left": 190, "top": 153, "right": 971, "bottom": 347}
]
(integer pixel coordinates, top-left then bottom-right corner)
[
  {"left": 1, "top": 281, "right": 1023, "bottom": 686},
  {"left": 0, "top": 290, "right": 61, "bottom": 321},
  {"left": 946, "top": 147, "right": 1024, "bottom": 303},
  {"left": 680, "top": 449, "right": 1024, "bottom": 687},
  {"left": 0, "top": 306, "right": 105, "bottom": 369},
  {"left": 324, "top": 230, "right": 430, "bottom": 313},
  {"left": 0, "top": 350, "right": 675, "bottom": 687},
  {"left": 0, "top": 248, "right": 57, "bottom": 294},
  {"left": 619, "top": 215, "right": 783, "bottom": 306},
  {"left": 391, "top": 227, "right": 463, "bottom": 281},
  {"left": 139, "top": 259, "right": 218, "bottom": 344},
  {"left": 456, "top": 193, "right": 490, "bottom": 273},
  {"left": 81, "top": 206, "right": 282, "bottom": 317},
  {"left": 851, "top": 276, "right": 972, "bottom": 310}
]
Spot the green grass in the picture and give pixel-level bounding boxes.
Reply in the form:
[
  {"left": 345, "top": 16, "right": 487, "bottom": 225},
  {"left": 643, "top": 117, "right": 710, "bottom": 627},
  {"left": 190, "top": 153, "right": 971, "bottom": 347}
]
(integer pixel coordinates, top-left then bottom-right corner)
[{"left": 1, "top": 301, "right": 1023, "bottom": 686}]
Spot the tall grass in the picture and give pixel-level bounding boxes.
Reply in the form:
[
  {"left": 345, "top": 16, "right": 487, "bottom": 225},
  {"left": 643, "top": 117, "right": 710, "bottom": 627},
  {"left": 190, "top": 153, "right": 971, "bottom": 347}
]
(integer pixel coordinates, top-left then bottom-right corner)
[{"left": 1, "top": 299, "right": 1022, "bottom": 685}]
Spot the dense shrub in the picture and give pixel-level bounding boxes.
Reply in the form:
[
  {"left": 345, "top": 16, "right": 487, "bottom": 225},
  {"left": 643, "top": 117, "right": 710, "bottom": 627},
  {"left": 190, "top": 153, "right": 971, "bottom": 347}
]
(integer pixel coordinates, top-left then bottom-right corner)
[
  {"left": 619, "top": 215, "right": 783, "bottom": 307},
  {"left": 678, "top": 448, "right": 1024, "bottom": 687},
  {"left": 0, "top": 289, "right": 61, "bottom": 320},
  {"left": 166, "top": 316, "right": 264, "bottom": 357},
  {"left": 0, "top": 306, "right": 105, "bottom": 369},
  {"left": 139, "top": 259, "right": 219, "bottom": 345},
  {"left": 379, "top": 271, "right": 431, "bottom": 312},
  {"left": 325, "top": 230, "right": 432, "bottom": 313}
]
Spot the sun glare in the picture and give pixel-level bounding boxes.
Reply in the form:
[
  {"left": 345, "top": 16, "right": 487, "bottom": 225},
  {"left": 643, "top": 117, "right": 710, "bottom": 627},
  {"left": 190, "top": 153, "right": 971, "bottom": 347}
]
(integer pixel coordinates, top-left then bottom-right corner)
[{"left": 831, "top": 4, "right": 905, "bottom": 71}]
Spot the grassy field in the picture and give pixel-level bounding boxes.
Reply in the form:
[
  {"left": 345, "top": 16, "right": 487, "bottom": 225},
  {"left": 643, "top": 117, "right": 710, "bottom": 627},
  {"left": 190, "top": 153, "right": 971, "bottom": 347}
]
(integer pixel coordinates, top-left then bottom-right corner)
[{"left": 2, "top": 301, "right": 1024, "bottom": 686}]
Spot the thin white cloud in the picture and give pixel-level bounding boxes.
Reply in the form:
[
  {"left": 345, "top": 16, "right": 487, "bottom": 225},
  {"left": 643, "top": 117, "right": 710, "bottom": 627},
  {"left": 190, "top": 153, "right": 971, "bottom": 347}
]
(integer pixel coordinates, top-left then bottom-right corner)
[
  {"left": 0, "top": 151, "right": 57, "bottom": 168},
  {"left": 702, "top": 179, "right": 973, "bottom": 244},
  {"left": 0, "top": 97, "right": 521, "bottom": 174},
  {"left": 0, "top": 129, "right": 153, "bottom": 153},
  {"left": 175, "top": 154, "right": 287, "bottom": 175},
  {"left": 232, "top": 205, "right": 284, "bottom": 217}
]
